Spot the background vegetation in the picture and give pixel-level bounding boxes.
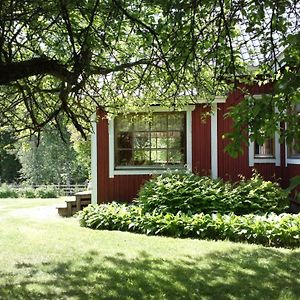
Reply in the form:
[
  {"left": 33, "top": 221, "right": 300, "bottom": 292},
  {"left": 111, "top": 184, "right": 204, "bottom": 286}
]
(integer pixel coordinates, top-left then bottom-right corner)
[{"left": 0, "top": 123, "right": 90, "bottom": 185}]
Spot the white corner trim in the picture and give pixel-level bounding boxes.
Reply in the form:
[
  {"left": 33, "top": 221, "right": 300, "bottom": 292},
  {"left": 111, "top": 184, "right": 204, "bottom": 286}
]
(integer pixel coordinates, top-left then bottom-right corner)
[
  {"left": 285, "top": 141, "right": 288, "bottom": 167},
  {"left": 186, "top": 108, "right": 192, "bottom": 171},
  {"left": 211, "top": 103, "right": 218, "bottom": 179},
  {"left": 91, "top": 113, "right": 98, "bottom": 204},
  {"left": 248, "top": 141, "right": 254, "bottom": 167},
  {"left": 108, "top": 118, "right": 115, "bottom": 178},
  {"left": 274, "top": 131, "right": 280, "bottom": 166}
]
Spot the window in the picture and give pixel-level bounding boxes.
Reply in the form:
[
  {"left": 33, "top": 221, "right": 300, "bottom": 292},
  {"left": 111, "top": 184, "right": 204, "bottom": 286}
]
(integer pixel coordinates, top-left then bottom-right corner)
[
  {"left": 114, "top": 112, "right": 186, "bottom": 169},
  {"left": 247, "top": 94, "right": 280, "bottom": 166},
  {"left": 287, "top": 104, "right": 300, "bottom": 159},
  {"left": 254, "top": 139, "right": 275, "bottom": 158}
]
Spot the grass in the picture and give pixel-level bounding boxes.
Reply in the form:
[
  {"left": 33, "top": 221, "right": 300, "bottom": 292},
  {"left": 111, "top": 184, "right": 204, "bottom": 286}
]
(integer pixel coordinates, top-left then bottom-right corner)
[{"left": 0, "top": 198, "right": 299, "bottom": 300}]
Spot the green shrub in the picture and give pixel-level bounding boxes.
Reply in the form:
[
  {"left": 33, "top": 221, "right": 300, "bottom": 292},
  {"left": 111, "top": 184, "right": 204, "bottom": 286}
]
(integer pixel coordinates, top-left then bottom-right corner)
[
  {"left": 35, "top": 186, "right": 57, "bottom": 198},
  {"left": 20, "top": 187, "right": 36, "bottom": 198},
  {"left": 78, "top": 203, "right": 300, "bottom": 248},
  {"left": 135, "top": 170, "right": 288, "bottom": 215},
  {"left": 233, "top": 173, "right": 288, "bottom": 214},
  {"left": 0, "top": 184, "right": 18, "bottom": 198}
]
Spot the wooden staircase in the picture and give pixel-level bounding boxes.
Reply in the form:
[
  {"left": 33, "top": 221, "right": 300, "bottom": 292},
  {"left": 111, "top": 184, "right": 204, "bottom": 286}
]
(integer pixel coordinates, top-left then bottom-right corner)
[{"left": 57, "top": 191, "right": 91, "bottom": 217}]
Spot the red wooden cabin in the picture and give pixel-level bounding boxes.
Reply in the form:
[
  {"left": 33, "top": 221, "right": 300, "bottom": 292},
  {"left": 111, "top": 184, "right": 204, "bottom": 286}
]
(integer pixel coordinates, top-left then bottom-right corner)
[{"left": 90, "top": 85, "right": 300, "bottom": 204}]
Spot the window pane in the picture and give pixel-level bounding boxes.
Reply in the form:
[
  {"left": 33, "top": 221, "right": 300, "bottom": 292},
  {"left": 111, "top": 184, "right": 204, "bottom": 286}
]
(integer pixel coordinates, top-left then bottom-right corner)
[
  {"left": 168, "top": 149, "right": 185, "bottom": 164},
  {"left": 117, "top": 132, "right": 132, "bottom": 149},
  {"left": 152, "top": 149, "right": 168, "bottom": 164},
  {"left": 133, "top": 150, "right": 150, "bottom": 165},
  {"left": 133, "top": 132, "right": 150, "bottom": 149},
  {"left": 168, "top": 113, "right": 185, "bottom": 130},
  {"left": 116, "top": 150, "right": 133, "bottom": 166},
  {"left": 115, "top": 116, "right": 132, "bottom": 132},
  {"left": 168, "top": 131, "right": 182, "bottom": 148},
  {"left": 254, "top": 139, "right": 274, "bottom": 157},
  {"left": 288, "top": 138, "right": 300, "bottom": 158},
  {"left": 152, "top": 114, "right": 168, "bottom": 131},
  {"left": 152, "top": 132, "right": 168, "bottom": 148},
  {"left": 134, "top": 115, "right": 149, "bottom": 131}
]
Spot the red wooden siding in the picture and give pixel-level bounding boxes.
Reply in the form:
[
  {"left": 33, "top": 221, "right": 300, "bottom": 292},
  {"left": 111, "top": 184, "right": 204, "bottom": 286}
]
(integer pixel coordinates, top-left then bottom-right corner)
[
  {"left": 192, "top": 105, "right": 211, "bottom": 176},
  {"left": 217, "top": 89, "right": 251, "bottom": 181},
  {"left": 217, "top": 84, "right": 287, "bottom": 183},
  {"left": 96, "top": 109, "right": 150, "bottom": 203}
]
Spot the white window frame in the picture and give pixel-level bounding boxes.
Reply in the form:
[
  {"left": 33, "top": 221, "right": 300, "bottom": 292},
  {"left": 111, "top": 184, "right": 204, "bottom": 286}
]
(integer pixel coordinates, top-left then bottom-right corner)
[
  {"left": 108, "top": 106, "right": 195, "bottom": 178},
  {"left": 249, "top": 133, "right": 280, "bottom": 166},
  {"left": 286, "top": 104, "right": 300, "bottom": 165},
  {"left": 248, "top": 95, "right": 280, "bottom": 167}
]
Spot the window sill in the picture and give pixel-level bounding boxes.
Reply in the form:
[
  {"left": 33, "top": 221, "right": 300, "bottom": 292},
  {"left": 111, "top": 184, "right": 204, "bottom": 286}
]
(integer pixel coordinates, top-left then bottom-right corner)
[
  {"left": 253, "top": 158, "right": 277, "bottom": 164},
  {"left": 286, "top": 158, "right": 300, "bottom": 165},
  {"left": 114, "top": 167, "right": 186, "bottom": 176}
]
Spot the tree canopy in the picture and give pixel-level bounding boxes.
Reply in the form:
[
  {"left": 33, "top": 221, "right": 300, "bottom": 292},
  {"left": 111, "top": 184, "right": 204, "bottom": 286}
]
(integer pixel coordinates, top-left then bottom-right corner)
[{"left": 0, "top": 0, "right": 299, "bottom": 154}]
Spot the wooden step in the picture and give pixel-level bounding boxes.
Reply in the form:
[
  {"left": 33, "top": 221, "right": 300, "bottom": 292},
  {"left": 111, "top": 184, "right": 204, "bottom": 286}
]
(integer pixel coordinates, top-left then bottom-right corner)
[{"left": 57, "top": 191, "right": 91, "bottom": 217}]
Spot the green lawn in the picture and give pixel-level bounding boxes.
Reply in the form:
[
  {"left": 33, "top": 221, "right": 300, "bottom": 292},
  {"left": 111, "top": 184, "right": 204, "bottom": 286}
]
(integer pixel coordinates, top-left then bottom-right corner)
[{"left": 0, "top": 198, "right": 299, "bottom": 300}]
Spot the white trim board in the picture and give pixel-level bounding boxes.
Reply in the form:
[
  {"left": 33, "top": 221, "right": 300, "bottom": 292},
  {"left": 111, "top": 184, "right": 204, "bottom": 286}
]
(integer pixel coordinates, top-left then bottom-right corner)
[
  {"left": 91, "top": 113, "right": 98, "bottom": 204},
  {"left": 210, "top": 103, "right": 218, "bottom": 179},
  {"left": 286, "top": 158, "right": 300, "bottom": 165}
]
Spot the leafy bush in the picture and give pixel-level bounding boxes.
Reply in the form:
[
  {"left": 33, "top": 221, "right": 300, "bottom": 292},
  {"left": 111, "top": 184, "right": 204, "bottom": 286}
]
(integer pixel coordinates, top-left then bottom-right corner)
[
  {"left": 35, "top": 186, "right": 58, "bottom": 198},
  {"left": 20, "top": 187, "right": 36, "bottom": 198},
  {"left": 0, "top": 184, "right": 59, "bottom": 198},
  {"left": 233, "top": 173, "right": 288, "bottom": 214},
  {"left": 0, "top": 184, "right": 18, "bottom": 198},
  {"left": 135, "top": 170, "right": 288, "bottom": 215},
  {"left": 78, "top": 203, "right": 300, "bottom": 248}
]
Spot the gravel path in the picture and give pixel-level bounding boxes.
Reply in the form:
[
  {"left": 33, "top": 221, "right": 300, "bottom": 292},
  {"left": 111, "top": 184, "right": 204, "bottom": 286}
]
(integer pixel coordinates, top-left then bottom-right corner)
[{"left": 8, "top": 204, "right": 62, "bottom": 220}]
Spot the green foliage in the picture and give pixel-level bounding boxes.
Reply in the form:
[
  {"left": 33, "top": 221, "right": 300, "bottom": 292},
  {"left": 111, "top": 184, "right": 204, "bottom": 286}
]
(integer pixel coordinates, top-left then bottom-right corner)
[
  {"left": 16, "top": 124, "right": 89, "bottom": 185},
  {"left": 0, "top": 131, "right": 21, "bottom": 183},
  {"left": 135, "top": 171, "right": 288, "bottom": 215},
  {"left": 0, "top": 184, "right": 18, "bottom": 198},
  {"left": 21, "top": 187, "right": 36, "bottom": 198},
  {"left": 0, "top": 184, "right": 58, "bottom": 198},
  {"left": 35, "top": 186, "right": 58, "bottom": 198},
  {"left": 285, "top": 175, "right": 300, "bottom": 195},
  {"left": 285, "top": 175, "right": 300, "bottom": 206},
  {"left": 232, "top": 173, "right": 288, "bottom": 215},
  {"left": 78, "top": 203, "right": 300, "bottom": 248}
]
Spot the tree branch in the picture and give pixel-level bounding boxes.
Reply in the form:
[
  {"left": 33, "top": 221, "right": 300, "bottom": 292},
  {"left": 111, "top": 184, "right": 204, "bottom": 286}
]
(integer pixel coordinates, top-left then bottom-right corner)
[
  {"left": 0, "top": 57, "right": 72, "bottom": 84},
  {"left": 90, "top": 59, "right": 159, "bottom": 75}
]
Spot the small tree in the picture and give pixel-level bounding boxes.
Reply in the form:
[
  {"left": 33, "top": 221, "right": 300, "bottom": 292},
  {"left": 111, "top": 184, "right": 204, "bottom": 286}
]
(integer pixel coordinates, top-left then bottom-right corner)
[{"left": 17, "top": 125, "right": 89, "bottom": 185}]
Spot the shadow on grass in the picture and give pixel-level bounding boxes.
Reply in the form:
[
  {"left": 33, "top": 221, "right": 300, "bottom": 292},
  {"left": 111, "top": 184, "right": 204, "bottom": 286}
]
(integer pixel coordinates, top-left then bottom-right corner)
[{"left": 0, "top": 247, "right": 299, "bottom": 299}]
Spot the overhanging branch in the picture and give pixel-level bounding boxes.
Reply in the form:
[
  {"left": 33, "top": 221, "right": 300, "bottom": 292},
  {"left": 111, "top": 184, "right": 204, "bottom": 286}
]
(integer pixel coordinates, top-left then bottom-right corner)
[
  {"left": 90, "top": 59, "right": 159, "bottom": 75},
  {"left": 0, "top": 57, "right": 72, "bottom": 84}
]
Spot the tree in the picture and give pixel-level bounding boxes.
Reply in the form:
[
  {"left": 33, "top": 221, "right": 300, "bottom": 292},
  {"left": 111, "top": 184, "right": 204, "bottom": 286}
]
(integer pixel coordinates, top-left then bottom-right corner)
[
  {"left": 0, "top": 131, "right": 21, "bottom": 182},
  {"left": 0, "top": 0, "right": 299, "bottom": 154},
  {"left": 16, "top": 125, "right": 89, "bottom": 185}
]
